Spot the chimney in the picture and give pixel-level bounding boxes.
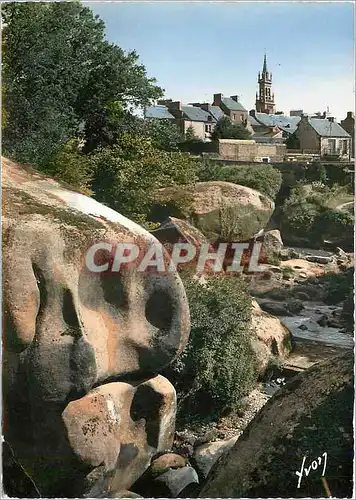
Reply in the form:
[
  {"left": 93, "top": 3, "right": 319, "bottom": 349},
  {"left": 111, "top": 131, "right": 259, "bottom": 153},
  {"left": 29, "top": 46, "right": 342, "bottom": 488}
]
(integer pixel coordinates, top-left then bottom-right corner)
[
  {"left": 347, "top": 111, "right": 354, "bottom": 119},
  {"left": 328, "top": 117, "right": 335, "bottom": 123},
  {"left": 230, "top": 95, "right": 239, "bottom": 102},
  {"left": 168, "top": 101, "right": 182, "bottom": 111},
  {"left": 249, "top": 109, "right": 256, "bottom": 117},
  {"left": 213, "top": 93, "right": 223, "bottom": 106},
  {"left": 157, "top": 99, "right": 172, "bottom": 105},
  {"left": 322, "top": 111, "right": 327, "bottom": 119}
]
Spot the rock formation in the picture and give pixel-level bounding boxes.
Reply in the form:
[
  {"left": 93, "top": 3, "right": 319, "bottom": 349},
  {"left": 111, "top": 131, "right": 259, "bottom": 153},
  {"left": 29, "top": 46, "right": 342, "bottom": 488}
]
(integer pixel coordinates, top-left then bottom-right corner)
[
  {"left": 2, "top": 157, "right": 190, "bottom": 497},
  {"left": 200, "top": 352, "right": 354, "bottom": 498},
  {"left": 152, "top": 181, "right": 274, "bottom": 243}
]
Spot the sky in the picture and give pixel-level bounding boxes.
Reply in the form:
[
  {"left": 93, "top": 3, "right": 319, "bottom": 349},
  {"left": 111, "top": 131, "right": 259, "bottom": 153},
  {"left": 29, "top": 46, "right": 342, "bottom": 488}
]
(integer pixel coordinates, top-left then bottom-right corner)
[{"left": 86, "top": 1, "right": 355, "bottom": 121}]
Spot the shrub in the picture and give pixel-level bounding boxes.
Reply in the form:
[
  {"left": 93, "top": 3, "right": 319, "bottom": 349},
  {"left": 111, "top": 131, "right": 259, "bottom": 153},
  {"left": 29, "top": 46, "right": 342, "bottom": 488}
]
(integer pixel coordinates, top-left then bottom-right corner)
[
  {"left": 212, "top": 116, "right": 252, "bottom": 140},
  {"left": 39, "top": 139, "right": 93, "bottom": 194},
  {"left": 165, "top": 275, "right": 258, "bottom": 419},
  {"left": 219, "top": 164, "right": 282, "bottom": 199},
  {"left": 89, "top": 133, "right": 200, "bottom": 222},
  {"left": 322, "top": 268, "right": 353, "bottom": 305}
]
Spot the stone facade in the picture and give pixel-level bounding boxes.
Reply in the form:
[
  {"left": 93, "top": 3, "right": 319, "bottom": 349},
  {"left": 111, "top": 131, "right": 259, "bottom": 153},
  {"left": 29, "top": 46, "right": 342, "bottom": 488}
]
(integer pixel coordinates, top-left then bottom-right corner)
[
  {"left": 255, "top": 54, "right": 276, "bottom": 115},
  {"left": 217, "top": 139, "right": 286, "bottom": 163},
  {"left": 296, "top": 115, "right": 351, "bottom": 159},
  {"left": 212, "top": 93, "right": 248, "bottom": 123},
  {"left": 340, "top": 111, "right": 355, "bottom": 157}
]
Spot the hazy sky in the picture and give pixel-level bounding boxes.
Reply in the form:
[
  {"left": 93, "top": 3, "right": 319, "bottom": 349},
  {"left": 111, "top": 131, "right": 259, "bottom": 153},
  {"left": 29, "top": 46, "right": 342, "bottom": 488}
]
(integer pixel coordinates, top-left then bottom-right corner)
[{"left": 87, "top": 1, "right": 354, "bottom": 121}]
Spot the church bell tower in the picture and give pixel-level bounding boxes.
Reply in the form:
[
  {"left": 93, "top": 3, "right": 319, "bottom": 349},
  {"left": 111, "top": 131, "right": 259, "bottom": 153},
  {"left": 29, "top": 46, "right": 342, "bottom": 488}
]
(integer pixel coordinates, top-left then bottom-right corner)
[{"left": 255, "top": 53, "right": 276, "bottom": 114}]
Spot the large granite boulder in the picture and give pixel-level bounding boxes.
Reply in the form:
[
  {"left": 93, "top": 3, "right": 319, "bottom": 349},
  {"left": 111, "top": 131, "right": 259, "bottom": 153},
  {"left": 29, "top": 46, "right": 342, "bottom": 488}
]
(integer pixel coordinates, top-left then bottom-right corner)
[
  {"left": 2, "top": 157, "right": 190, "bottom": 497},
  {"left": 250, "top": 300, "right": 292, "bottom": 373},
  {"left": 200, "top": 352, "right": 354, "bottom": 498},
  {"left": 151, "top": 181, "right": 274, "bottom": 243}
]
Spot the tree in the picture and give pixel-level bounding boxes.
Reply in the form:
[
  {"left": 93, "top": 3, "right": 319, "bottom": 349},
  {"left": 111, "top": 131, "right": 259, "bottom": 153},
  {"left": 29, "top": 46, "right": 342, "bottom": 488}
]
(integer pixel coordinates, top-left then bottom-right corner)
[
  {"left": 211, "top": 116, "right": 252, "bottom": 140},
  {"left": 142, "top": 119, "right": 184, "bottom": 151},
  {"left": 185, "top": 124, "right": 199, "bottom": 141},
  {"left": 2, "top": 2, "right": 163, "bottom": 164},
  {"left": 89, "top": 134, "right": 200, "bottom": 221}
]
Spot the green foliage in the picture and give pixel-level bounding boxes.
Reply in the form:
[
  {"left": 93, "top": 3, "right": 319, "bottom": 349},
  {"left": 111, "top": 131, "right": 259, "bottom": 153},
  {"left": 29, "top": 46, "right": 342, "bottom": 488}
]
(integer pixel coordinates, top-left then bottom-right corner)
[
  {"left": 142, "top": 119, "right": 184, "bottom": 151},
  {"left": 38, "top": 139, "right": 93, "bottom": 193},
  {"left": 281, "top": 183, "right": 354, "bottom": 248},
  {"left": 322, "top": 268, "right": 353, "bottom": 305},
  {"left": 219, "top": 164, "right": 282, "bottom": 199},
  {"left": 166, "top": 275, "right": 258, "bottom": 417},
  {"left": 281, "top": 266, "right": 295, "bottom": 280},
  {"left": 2, "top": 2, "right": 163, "bottom": 164},
  {"left": 89, "top": 134, "right": 199, "bottom": 221},
  {"left": 305, "top": 162, "right": 328, "bottom": 184},
  {"left": 196, "top": 159, "right": 223, "bottom": 182},
  {"left": 211, "top": 116, "right": 252, "bottom": 140},
  {"left": 196, "top": 162, "right": 282, "bottom": 200},
  {"left": 185, "top": 124, "right": 198, "bottom": 141}
]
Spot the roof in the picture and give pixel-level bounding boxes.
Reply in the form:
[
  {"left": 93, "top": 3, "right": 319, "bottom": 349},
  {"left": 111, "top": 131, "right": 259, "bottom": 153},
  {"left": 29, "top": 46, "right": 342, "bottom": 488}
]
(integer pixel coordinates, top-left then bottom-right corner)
[
  {"left": 145, "top": 105, "right": 175, "bottom": 119},
  {"left": 308, "top": 118, "right": 351, "bottom": 138},
  {"left": 182, "top": 105, "right": 212, "bottom": 122},
  {"left": 254, "top": 113, "right": 301, "bottom": 134},
  {"left": 247, "top": 115, "right": 262, "bottom": 127},
  {"left": 221, "top": 97, "right": 247, "bottom": 112},
  {"left": 205, "top": 105, "right": 225, "bottom": 122}
]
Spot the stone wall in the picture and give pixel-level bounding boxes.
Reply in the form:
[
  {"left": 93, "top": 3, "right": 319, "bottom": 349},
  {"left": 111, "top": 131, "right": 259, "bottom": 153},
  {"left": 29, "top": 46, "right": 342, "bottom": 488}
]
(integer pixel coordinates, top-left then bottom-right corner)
[{"left": 217, "top": 139, "right": 286, "bottom": 162}]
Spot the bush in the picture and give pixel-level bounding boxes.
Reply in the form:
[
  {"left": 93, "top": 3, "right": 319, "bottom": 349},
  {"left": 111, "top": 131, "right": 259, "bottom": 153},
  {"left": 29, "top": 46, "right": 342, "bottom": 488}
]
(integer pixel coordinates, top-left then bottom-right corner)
[
  {"left": 323, "top": 268, "right": 353, "bottom": 305},
  {"left": 89, "top": 133, "right": 200, "bottom": 221},
  {"left": 39, "top": 139, "right": 93, "bottom": 194},
  {"left": 219, "top": 164, "right": 282, "bottom": 200},
  {"left": 164, "top": 275, "right": 258, "bottom": 419},
  {"left": 212, "top": 116, "right": 252, "bottom": 140}
]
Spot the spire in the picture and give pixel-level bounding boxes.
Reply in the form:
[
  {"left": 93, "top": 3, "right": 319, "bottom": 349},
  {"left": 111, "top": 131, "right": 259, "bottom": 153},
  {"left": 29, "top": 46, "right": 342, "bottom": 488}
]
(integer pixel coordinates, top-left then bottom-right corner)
[{"left": 263, "top": 52, "right": 267, "bottom": 73}]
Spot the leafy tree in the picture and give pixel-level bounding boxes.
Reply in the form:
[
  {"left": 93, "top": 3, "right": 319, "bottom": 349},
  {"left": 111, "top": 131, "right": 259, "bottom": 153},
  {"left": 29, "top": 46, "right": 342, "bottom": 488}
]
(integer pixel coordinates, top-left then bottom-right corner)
[
  {"left": 211, "top": 116, "right": 252, "bottom": 140},
  {"left": 142, "top": 118, "right": 184, "bottom": 151},
  {"left": 305, "top": 162, "right": 328, "bottom": 184},
  {"left": 2, "top": 2, "right": 163, "bottom": 164},
  {"left": 164, "top": 275, "right": 258, "bottom": 418},
  {"left": 89, "top": 134, "right": 199, "bottom": 221},
  {"left": 185, "top": 124, "right": 199, "bottom": 141}
]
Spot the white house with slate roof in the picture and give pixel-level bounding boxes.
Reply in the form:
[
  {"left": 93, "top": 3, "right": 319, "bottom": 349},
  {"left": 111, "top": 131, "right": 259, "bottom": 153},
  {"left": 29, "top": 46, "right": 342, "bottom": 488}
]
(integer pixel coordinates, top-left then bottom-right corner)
[
  {"left": 145, "top": 100, "right": 215, "bottom": 140},
  {"left": 295, "top": 115, "right": 351, "bottom": 159}
]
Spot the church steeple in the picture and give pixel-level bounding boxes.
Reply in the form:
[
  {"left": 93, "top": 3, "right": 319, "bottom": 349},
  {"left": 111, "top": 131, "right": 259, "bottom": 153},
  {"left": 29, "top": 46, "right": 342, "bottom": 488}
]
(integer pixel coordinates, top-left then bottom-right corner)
[
  {"left": 262, "top": 52, "right": 267, "bottom": 74},
  {"left": 255, "top": 52, "right": 276, "bottom": 115}
]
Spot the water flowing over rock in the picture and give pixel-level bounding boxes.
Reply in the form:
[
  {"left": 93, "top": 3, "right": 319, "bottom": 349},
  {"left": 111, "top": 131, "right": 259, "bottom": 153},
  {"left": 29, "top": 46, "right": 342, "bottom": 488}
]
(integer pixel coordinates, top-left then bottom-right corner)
[{"left": 2, "top": 157, "right": 190, "bottom": 497}]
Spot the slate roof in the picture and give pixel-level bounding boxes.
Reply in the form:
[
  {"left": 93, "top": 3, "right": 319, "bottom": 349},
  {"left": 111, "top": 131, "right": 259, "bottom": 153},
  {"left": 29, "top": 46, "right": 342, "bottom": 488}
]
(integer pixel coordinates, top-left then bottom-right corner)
[
  {"left": 182, "top": 106, "right": 212, "bottom": 122},
  {"left": 222, "top": 97, "right": 247, "bottom": 112},
  {"left": 247, "top": 115, "right": 262, "bottom": 127},
  {"left": 145, "top": 105, "right": 175, "bottom": 119},
  {"left": 205, "top": 105, "right": 225, "bottom": 122},
  {"left": 254, "top": 112, "right": 301, "bottom": 134},
  {"left": 308, "top": 118, "right": 351, "bottom": 138}
]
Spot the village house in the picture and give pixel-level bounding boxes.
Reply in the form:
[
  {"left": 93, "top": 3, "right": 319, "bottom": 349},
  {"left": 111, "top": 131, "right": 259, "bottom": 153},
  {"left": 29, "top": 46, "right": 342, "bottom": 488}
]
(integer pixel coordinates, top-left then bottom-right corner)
[
  {"left": 212, "top": 93, "right": 248, "bottom": 123},
  {"left": 145, "top": 100, "right": 215, "bottom": 140},
  {"left": 294, "top": 115, "right": 351, "bottom": 159},
  {"left": 340, "top": 111, "right": 355, "bottom": 158}
]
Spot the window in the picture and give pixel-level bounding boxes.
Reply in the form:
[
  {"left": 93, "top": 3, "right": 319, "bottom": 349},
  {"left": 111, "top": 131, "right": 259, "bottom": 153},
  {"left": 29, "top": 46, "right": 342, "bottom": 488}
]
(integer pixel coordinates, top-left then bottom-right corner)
[
  {"left": 328, "top": 139, "right": 336, "bottom": 152},
  {"left": 205, "top": 124, "right": 212, "bottom": 133},
  {"left": 342, "top": 139, "right": 348, "bottom": 154}
]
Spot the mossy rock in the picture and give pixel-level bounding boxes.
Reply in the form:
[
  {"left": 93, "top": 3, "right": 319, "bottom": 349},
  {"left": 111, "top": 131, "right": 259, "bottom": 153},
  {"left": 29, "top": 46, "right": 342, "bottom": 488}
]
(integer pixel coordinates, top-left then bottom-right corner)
[
  {"left": 153, "top": 181, "right": 274, "bottom": 242},
  {"left": 200, "top": 351, "right": 354, "bottom": 498}
]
